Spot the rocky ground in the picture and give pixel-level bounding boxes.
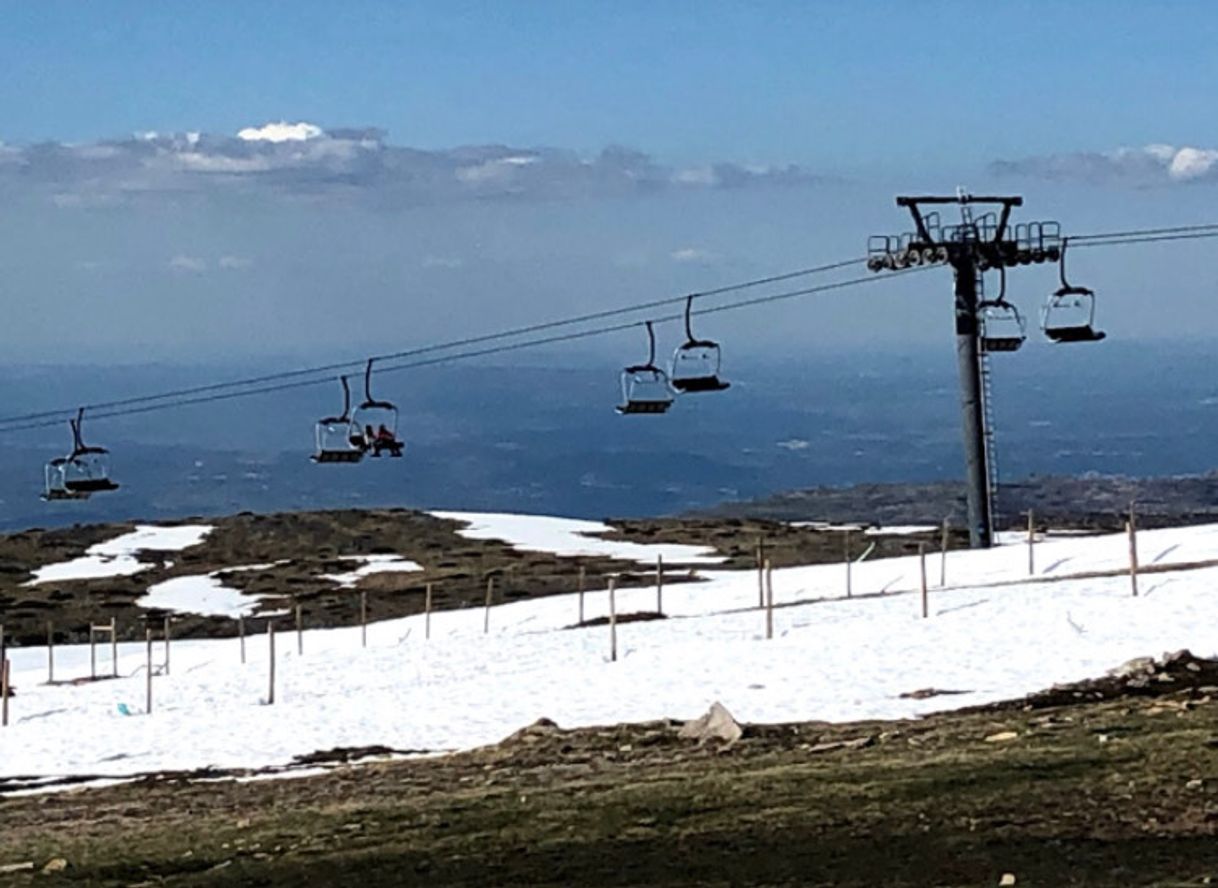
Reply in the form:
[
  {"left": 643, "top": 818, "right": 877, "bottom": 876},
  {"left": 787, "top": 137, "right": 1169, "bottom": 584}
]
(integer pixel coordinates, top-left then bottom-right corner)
[
  {"left": 0, "top": 510, "right": 965, "bottom": 646},
  {"left": 3, "top": 650, "right": 1218, "bottom": 886}
]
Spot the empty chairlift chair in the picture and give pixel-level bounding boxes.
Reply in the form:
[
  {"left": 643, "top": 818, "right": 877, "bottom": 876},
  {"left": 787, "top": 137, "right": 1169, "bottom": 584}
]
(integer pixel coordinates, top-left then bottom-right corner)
[
  {"left": 670, "top": 295, "right": 731, "bottom": 393},
  {"left": 616, "top": 321, "right": 675, "bottom": 415},
  {"left": 43, "top": 408, "right": 119, "bottom": 501},
  {"left": 312, "top": 375, "right": 366, "bottom": 464},
  {"left": 354, "top": 359, "right": 404, "bottom": 458},
  {"left": 1043, "top": 238, "right": 1106, "bottom": 344},
  {"left": 978, "top": 267, "right": 1026, "bottom": 353}
]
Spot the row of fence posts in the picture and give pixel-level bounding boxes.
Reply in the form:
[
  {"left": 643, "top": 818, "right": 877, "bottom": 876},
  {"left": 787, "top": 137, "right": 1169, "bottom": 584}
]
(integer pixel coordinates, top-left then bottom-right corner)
[
  {"left": 1, "top": 507, "right": 1151, "bottom": 719},
  {"left": 748, "top": 506, "right": 1144, "bottom": 631}
]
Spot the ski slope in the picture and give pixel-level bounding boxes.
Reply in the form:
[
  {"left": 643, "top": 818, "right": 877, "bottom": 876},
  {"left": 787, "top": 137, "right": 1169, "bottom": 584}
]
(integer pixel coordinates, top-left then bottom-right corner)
[{"left": 3, "top": 519, "right": 1218, "bottom": 794}]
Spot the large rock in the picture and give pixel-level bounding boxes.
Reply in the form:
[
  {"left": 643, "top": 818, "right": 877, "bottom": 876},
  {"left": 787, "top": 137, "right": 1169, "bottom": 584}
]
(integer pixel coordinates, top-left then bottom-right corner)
[{"left": 678, "top": 702, "right": 743, "bottom": 745}]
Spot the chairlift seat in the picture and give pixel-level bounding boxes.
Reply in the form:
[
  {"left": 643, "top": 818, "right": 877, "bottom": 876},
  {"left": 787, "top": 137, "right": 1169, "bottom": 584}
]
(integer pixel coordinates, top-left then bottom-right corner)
[
  {"left": 616, "top": 399, "right": 673, "bottom": 415},
  {"left": 978, "top": 298, "right": 1026, "bottom": 354},
  {"left": 313, "top": 408, "right": 366, "bottom": 465},
  {"left": 1042, "top": 285, "right": 1105, "bottom": 345},
  {"left": 63, "top": 477, "right": 119, "bottom": 493},
  {"left": 671, "top": 375, "right": 731, "bottom": 393},
  {"left": 312, "top": 449, "right": 365, "bottom": 464},
  {"left": 617, "top": 365, "right": 674, "bottom": 415},
  {"left": 670, "top": 339, "right": 730, "bottom": 393},
  {"left": 1044, "top": 326, "right": 1107, "bottom": 344}
]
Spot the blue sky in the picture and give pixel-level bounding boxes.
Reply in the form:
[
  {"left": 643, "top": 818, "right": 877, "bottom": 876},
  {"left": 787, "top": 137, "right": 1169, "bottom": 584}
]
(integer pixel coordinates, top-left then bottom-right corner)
[
  {"left": 1, "top": 2, "right": 1217, "bottom": 361},
  {"left": 5, "top": 1, "right": 1217, "bottom": 168}
]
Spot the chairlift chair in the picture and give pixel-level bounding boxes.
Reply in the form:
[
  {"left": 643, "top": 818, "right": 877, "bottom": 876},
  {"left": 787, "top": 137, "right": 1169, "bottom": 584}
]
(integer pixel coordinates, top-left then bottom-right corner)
[
  {"left": 311, "top": 376, "right": 365, "bottom": 464},
  {"left": 617, "top": 321, "right": 675, "bottom": 415},
  {"left": 977, "top": 267, "right": 1026, "bottom": 353},
  {"left": 670, "top": 295, "right": 730, "bottom": 393},
  {"left": 1043, "top": 238, "right": 1106, "bottom": 343},
  {"left": 354, "top": 359, "right": 404, "bottom": 457},
  {"left": 42, "top": 408, "right": 119, "bottom": 501}
]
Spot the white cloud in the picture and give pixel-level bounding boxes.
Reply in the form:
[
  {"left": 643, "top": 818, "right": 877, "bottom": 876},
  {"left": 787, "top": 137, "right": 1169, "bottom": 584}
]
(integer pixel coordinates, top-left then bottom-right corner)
[
  {"left": 168, "top": 255, "right": 207, "bottom": 273},
  {"left": 673, "top": 166, "right": 718, "bottom": 187},
  {"left": 1168, "top": 147, "right": 1218, "bottom": 181},
  {"left": 670, "top": 247, "right": 718, "bottom": 264},
  {"left": 1, "top": 128, "right": 815, "bottom": 207},
  {"left": 993, "top": 143, "right": 1218, "bottom": 184},
  {"left": 217, "top": 255, "right": 253, "bottom": 270},
  {"left": 236, "top": 121, "right": 325, "bottom": 143}
]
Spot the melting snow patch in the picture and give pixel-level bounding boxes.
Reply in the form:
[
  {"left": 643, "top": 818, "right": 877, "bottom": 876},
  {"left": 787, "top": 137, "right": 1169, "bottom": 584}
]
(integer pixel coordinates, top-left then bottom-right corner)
[
  {"left": 864, "top": 525, "right": 939, "bottom": 536},
  {"left": 432, "top": 511, "right": 724, "bottom": 565},
  {"left": 322, "top": 555, "right": 423, "bottom": 588},
  {"left": 4, "top": 522, "right": 1218, "bottom": 788},
  {"left": 26, "top": 525, "right": 214, "bottom": 586}
]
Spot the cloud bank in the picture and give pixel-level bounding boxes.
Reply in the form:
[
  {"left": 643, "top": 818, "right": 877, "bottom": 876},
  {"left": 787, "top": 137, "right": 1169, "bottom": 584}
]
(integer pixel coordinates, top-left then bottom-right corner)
[
  {"left": 0, "top": 120, "right": 814, "bottom": 208},
  {"left": 991, "top": 143, "right": 1218, "bottom": 184}
]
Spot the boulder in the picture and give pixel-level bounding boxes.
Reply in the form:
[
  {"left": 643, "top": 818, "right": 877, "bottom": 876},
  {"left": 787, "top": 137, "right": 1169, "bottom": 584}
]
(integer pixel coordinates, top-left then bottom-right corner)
[{"left": 678, "top": 702, "right": 743, "bottom": 746}]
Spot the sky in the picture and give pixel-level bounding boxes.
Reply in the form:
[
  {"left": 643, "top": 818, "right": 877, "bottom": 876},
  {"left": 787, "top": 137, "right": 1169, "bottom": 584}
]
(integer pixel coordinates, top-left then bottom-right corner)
[{"left": 2, "top": 1, "right": 1218, "bottom": 363}]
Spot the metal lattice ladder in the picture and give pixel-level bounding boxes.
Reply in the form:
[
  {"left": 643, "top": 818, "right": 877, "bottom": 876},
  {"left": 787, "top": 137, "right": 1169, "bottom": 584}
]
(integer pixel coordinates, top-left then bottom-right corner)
[{"left": 977, "top": 269, "right": 1000, "bottom": 528}]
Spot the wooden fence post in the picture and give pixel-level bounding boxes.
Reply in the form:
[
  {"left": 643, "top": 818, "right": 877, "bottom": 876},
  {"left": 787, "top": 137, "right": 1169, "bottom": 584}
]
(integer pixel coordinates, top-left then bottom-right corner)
[
  {"left": 295, "top": 603, "right": 303, "bottom": 656},
  {"left": 46, "top": 621, "right": 54, "bottom": 684},
  {"left": 360, "top": 590, "right": 368, "bottom": 648},
  {"left": 577, "top": 566, "right": 586, "bottom": 625},
  {"left": 484, "top": 576, "right": 494, "bottom": 634},
  {"left": 608, "top": 577, "right": 618, "bottom": 662},
  {"left": 1, "top": 658, "right": 9, "bottom": 727},
  {"left": 919, "top": 543, "right": 929, "bottom": 619},
  {"left": 756, "top": 538, "right": 765, "bottom": 608},
  {"left": 1128, "top": 502, "right": 1139, "bottom": 598},
  {"left": 239, "top": 615, "right": 246, "bottom": 664},
  {"left": 844, "top": 530, "right": 852, "bottom": 599},
  {"left": 1027, "top": 509, "right": 1035, "bottom": 576},
  {"left": 764, "top": 559, "right": 774, "bottom": 640},
  {"left": 940, "top": 518, "right": 949, "bottom": 587},
  {"left": 425, "top": 583, "right": 433, "bottom": 640},
  {"left": 145, "top": 628, "right": 153, "bottom": 714},
  {"left": 163, "top": 617, "right": 171, "bottom": 676},
  {"left": 267, "top": 621, "right": 276, "bottom": 705},
  {"left": 656, "top": 554, "right": 664, "bottom": 615},
  {"left": 110, "top": 617, "right": 118, "bottom": 678}
]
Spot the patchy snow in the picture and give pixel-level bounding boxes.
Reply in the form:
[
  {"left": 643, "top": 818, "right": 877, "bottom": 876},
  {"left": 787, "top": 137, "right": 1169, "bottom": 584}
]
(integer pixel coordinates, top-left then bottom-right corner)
[
  {"left": 321, "top": 555, "right": 423, "bottom": 588},
  {"left": 137, "top": 574, "right": 261, "bottom": 619},
  {"left": 864, "top": 524, "right": 939, "bottom": 536},
  {"left": 3, "top": 522, "right": 1218, "bottom": 791},
  {"left": 25, "top": 525, "right": 214, "bottom": 586},
  {"left": 432, "top": 511, "right": 724, "bottom": 565}
]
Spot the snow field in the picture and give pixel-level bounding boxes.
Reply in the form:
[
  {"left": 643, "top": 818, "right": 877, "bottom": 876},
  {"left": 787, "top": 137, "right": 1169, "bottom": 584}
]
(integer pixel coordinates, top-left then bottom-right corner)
[{"left": 2, "top": 518, "right": 1218, "bottom": 790}]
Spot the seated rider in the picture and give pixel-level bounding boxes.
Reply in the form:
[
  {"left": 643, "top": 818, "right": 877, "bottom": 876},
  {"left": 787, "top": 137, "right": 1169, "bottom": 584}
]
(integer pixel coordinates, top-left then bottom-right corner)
[{"left": 370, "top": 423, "right": 401, "bottom": 456}]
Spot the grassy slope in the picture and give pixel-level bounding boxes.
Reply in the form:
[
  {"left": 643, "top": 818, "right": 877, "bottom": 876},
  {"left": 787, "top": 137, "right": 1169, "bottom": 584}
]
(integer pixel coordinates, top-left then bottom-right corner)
[{"left": 2, "top": 678, "right": 1217, "bottom": 887}]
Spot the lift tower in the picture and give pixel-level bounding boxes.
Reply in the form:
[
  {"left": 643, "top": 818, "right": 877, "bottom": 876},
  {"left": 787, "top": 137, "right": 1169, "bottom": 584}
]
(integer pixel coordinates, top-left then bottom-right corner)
[{"left": 867, "top": 193, "right": 1061, "bottom": 549}]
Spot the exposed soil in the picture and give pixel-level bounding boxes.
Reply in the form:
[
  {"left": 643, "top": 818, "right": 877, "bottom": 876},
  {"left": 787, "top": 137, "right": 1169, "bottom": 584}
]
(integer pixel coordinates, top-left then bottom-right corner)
[
  {"left": 3, "top": 653, "right": 1218, "bottom": 886},
  {"left": 0, "top": 510, "right": 963, "bottom": 646}
]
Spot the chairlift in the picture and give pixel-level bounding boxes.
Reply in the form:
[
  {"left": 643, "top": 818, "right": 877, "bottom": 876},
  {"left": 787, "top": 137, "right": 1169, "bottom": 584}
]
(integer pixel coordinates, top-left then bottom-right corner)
[
  {"left": 616, "top": 321, "right": 675, "bottom": 415},
  {"left": 1043, "top": 238, "right": 1106, "bottom": 343},
  {"left": 670, "top": 295, "right": 730, "bottom": 393},
  {"left": 354, "top": 359, "right": 404, "bottom": 457},
  {"left": 978, "top": 267, "right": 1026, "bottom": 353},
  {"left": 311, "top": 376, "right": 365, "bottom": 464},
  {"left": 43, "top": 408, "right": 119, "bottom": 501}
]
